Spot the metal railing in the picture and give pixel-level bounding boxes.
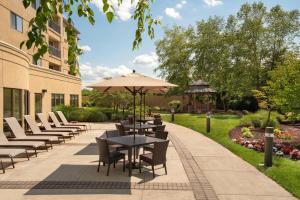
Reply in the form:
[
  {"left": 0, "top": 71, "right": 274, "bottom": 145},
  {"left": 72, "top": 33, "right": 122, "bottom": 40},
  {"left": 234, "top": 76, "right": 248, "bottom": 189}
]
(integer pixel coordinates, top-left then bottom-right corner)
[
  {"left": 48, "top": 45, "right": 61, "bottom": 58},
  {"left": 48, "top": 20, "right": 61, "bottom": 33}
]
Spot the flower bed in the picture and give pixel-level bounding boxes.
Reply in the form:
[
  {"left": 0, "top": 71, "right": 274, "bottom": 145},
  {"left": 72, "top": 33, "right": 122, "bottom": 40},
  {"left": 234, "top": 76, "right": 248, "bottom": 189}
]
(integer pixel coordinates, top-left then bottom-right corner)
[{"left": 230, "top": 125, "right": 300, "bottom": 160}]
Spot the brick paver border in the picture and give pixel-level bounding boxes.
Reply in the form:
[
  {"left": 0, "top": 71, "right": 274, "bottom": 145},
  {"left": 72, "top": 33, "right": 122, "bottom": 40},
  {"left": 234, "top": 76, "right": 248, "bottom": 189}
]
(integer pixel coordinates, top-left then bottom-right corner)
[
  {"left": 169, "top": 134, "right": 219, "bottom": 200},
  {"left": 0, "top": 181, "right": 191, "bottom": 191}
]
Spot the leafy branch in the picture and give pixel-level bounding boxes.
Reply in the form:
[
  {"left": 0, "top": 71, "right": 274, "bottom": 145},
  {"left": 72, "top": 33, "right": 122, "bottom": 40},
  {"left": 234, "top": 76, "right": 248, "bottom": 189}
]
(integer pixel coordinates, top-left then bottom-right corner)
[{"left": 21, "top": 0, "right": 159, "bottom": 75}]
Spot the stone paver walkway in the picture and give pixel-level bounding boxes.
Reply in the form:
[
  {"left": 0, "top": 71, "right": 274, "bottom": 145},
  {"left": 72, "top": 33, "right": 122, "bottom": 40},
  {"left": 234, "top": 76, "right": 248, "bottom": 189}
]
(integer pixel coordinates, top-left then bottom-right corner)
[
  {"left": 165, "top": 122, "right": 297, "bottom": 200},
  {"left": 0, "top": 122, "right": 296, "bottom": 200}
]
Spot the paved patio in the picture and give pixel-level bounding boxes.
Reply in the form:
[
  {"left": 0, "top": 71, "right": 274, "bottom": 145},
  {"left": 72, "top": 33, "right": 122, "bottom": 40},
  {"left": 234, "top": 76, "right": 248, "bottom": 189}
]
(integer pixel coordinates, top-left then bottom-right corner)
[{"left": 0, "top": 122, "right": 296, "bottom": 200}]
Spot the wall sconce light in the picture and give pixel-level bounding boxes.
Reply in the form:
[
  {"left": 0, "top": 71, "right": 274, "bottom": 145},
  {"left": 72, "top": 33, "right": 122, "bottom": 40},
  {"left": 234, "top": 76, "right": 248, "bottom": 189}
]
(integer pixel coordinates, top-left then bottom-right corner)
[{"left": 42, "top": 89, "right": 47, "bottom": 93}]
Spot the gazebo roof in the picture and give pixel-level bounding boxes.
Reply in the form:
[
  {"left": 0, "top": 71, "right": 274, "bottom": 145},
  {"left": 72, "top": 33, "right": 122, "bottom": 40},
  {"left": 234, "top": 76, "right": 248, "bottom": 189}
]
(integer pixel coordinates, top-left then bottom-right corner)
[
  {"left": 190, "top": 79, "right": 209, "bottom": 86},
  {"left": 184, "top": 87, "right": 216, "bottom": 94},
  {"left": 184, "top": 79, "right": 216, "bottom": 94}
]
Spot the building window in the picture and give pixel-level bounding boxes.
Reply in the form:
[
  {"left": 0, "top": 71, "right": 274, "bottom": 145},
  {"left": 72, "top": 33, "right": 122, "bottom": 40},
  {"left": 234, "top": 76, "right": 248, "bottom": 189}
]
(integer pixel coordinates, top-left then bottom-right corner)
[
  {"left": 10, "top": 12, "right": 23, "bottom": 32},
  {"left": 4, "top": 88, "right": 22, "bottom": 120},
  {"left": 49, "top": 63, "right": 61, "bottom": 71},
  {"left": 51, "top": 93, "right": 64, "bottom": 109},
  {"left": 35, "top": 93, "right": 42, "bottom": 114},
  {"left": 70, "top": 95, "right": 79, "bottom": 107},
  {"left": 31, "top": 0, "right": 40, "bottom": 9}
]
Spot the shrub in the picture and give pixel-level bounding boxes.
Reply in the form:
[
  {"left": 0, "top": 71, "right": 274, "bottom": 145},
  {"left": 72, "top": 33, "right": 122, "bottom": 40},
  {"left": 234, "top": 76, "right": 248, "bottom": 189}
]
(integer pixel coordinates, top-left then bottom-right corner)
[
  {"left": 241, "top": 127, "right": 253, "bottom": 138},
  {"left": 240, "top": 110, "right": 281, "bottom": 128},
  {"left": 168, "top": 100, "right": 181, "bottom": 112},
  {"left": 54, "top": 105, "right": 109, "bottom": 122},
  {"left": 153, "top": 106, "right": 160, "bottom": 111},
  {"left": 87, "top": 110, "right": 108, "bottom": 122},
  {"left": 252, "top": 119, "right": 262, "bottom": 128}
]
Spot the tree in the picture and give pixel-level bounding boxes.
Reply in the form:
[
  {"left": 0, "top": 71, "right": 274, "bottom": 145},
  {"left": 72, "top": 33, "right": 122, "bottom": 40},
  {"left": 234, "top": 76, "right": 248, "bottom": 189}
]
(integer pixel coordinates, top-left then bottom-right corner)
[
  {"left": 21, "top": 0, "right": 159, "bottom": 75},
  {"left": 252, "top": 87, "right": 276, "bottom": 125},
  {"left": 155, "top": 2, "right": 300, "bottom": 112},
  {"left": 267, "top": 53, "right": 300, "bottom": 114},
  {"left": 155, "top": 26, "right": 194, "bottom": 93}
]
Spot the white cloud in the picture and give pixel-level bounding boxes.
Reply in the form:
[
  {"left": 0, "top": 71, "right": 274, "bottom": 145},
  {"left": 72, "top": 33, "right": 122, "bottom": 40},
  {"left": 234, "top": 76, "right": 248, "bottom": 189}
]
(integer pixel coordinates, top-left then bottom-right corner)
[
  {"left": 165, "top": 8, "right": 181, "bottom": 19},
  {"left": 80, "top": 63, "right": 132, "bottom": 87},
  {"left": 203, "top": 0, "right": 223, "bottom": 7},
  {"left": 91, "top": 0, "right": 137, "bottom": 21},
  {"left": 176, "top": 0, "right": 187, "bottom": 9},
  {"left": 133, "top": 52, "right": 159, "bottom": 68},
  {"left": 80, "top": 45, "right": 92, "bottom": 53}
]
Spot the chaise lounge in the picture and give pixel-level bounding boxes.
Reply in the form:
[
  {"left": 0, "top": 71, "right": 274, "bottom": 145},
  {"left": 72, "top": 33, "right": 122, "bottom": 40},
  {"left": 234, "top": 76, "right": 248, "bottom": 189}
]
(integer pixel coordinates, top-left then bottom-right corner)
[
  {"left": 56, "top": 111, "right": 88, "bottom": 131},
  {"left": 37, "top": 113, "right": 79, "bottom": 136},
  {"left": 5, "top": 117, "right": 58, "bottom": 150},
  {"left": 24, "top": 115, "right": 74, "bottom": 141},
  {"left": 0, "top": 131, "right": 45, "bottom": 157},
  {"left": 0, "top": 148, "right": 29, "bottom": 173}
]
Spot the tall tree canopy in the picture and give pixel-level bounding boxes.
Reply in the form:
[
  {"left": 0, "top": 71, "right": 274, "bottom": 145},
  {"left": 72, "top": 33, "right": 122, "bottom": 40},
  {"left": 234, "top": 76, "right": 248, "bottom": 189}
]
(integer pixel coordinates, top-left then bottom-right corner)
[{"left": 155, "top": 2, "right": 300, "bottom": 111}]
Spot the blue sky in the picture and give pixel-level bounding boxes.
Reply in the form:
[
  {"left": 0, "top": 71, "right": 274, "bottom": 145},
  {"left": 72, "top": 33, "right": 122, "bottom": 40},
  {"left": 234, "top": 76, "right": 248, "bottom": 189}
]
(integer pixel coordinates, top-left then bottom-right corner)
[{"left": 75, "top": 0, "right": 300, "bottom": 87}]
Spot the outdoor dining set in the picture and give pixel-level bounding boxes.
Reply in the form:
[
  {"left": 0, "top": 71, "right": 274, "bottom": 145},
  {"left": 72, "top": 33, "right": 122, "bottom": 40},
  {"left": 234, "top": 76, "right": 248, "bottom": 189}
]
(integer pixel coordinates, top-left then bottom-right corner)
[{"left": 96, "top": 115, "right": 169, "bottom": 177}]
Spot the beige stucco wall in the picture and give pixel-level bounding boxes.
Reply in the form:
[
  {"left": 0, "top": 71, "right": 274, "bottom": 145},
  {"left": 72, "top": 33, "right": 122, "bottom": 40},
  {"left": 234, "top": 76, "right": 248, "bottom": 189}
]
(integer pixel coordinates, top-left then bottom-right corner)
[
  {"left": 0, "top": 41, "right": 81, "bottom": 131},
  {"left": 0, "top": 0, "right": 77, "bottom": 75}
]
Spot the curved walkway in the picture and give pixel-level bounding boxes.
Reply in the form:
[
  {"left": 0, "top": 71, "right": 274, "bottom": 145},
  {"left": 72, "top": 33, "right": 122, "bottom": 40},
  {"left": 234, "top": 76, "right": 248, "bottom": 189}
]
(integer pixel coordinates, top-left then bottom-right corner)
[{"left": 165, "top": 122, "right": 296, "bottom": 200}]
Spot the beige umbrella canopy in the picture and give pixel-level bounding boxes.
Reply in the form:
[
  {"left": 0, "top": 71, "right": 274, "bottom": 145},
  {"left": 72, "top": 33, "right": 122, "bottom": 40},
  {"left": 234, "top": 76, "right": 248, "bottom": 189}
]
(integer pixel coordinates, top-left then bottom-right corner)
[
  {"left": 88, "top": 70, "right": 177, "bottom": 140},
  {"left": 88, "top": 70, "right": 177, "bottom": 92}
]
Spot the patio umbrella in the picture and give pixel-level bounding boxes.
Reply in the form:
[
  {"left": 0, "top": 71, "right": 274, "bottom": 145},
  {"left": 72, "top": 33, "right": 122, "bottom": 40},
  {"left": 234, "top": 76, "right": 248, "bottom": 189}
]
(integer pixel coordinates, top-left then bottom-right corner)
[{"left": 88, "top": 70, "right": 177, "bottom": 140}]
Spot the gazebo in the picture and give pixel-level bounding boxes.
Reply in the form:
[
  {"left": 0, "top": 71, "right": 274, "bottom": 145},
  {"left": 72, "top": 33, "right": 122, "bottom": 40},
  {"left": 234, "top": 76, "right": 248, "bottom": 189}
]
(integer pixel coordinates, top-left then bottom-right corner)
[{"left": 184, "top": 80, "right": 216, "bottom": 113}]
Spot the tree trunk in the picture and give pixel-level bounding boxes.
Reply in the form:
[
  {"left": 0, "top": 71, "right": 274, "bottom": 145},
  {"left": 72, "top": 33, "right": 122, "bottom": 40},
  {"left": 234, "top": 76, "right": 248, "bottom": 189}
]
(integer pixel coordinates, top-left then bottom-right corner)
[{"left": 266, "top": 109, "right": 272, "bottom": 126}]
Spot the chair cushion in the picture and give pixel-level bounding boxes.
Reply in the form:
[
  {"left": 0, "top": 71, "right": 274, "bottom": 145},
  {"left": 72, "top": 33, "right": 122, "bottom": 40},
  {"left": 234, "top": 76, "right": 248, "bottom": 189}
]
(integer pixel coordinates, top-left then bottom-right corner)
[
  {"left": 109, "top": 151, "right": 125, "bottom": 161},
  {"left": 140, "top": 153, "right": 153, "bottom": 164},
  {"left": 143, "top": 144, "right": 154, "bottom": 152}
]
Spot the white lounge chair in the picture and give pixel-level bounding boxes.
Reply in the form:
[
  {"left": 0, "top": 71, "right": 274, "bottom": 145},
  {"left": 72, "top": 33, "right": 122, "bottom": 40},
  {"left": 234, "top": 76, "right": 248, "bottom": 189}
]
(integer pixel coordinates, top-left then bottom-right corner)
[
  {"left": 48, "top": 112, "right": 83, "bottom": 132},
  {"left": 56, "top": 111, "right": 88, "bottom": 130},
  {"left": 37, "top": 113, "right": 79, "bottom": 136},
  {"left": 0, "top": 148, "right": 29, "bottom": 173},
  {"left": 0, "top": 131, "right": 44, "bottom": 157},
  {"left": 24, "top": 115, "right": 74, "bottom": 141},
  {"left": 5, "top": 117, "right": 58, "bottom": 150}
]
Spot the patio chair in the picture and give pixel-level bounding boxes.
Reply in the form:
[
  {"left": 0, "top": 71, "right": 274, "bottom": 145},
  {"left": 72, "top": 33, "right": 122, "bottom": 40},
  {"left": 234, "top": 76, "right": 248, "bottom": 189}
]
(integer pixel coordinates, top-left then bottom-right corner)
[
  {"left": 0, "top": 148, "right": 29, "bottom": 173},
  {"left": 37, "top": 113, "right": 79, "bottom": 136},
  {"left": 139, "top": 140, "right": 169, "bottom": 178},
  {"left": 48, "top": 112, "right": 83, "bottom": 132},
  {"left": 5, "top": 117, "right": 57, "bottom": 150},
  {"left": 24, "top": 115, "right": 73, "bottom": 142},
  {"left": 0, "top": 131, "right": 45, "bottom": 157},
  {"left": 56, "top": 111, "right": 88, "bottom": 130},
  {"left": 115, "top": 124, "right": 135, "bottom": 136},
  {"left": 145, "top": 125, "right": 166, "bottom": 137},
  {"left": 105, "top": 130, "right": 126, "bottom": 151},
  {"left": 95, "top": 137, "right": 125, "bottom": 176},
  {"left": 143, "top": 131, "right": 169, "bottom": 153}
]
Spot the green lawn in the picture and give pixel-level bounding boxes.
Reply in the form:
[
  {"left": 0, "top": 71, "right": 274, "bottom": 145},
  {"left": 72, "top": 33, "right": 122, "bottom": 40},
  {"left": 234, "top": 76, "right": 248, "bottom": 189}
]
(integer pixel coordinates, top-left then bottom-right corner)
[{"left": 162, "top": 113, "right": 300, "bottom": 198}]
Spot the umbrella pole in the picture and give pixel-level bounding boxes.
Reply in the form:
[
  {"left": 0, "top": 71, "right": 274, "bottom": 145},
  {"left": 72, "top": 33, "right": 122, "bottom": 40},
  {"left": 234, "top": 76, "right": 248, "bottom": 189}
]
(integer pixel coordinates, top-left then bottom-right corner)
[
  {"left": 133, "top": 87, "right": 136, "bottom": 141},
  {"left": 139, "top": 92, "right": 142, "bottom": 127},
  {"left": 143, "top": 93, "right": 146, "bottom": 119}
]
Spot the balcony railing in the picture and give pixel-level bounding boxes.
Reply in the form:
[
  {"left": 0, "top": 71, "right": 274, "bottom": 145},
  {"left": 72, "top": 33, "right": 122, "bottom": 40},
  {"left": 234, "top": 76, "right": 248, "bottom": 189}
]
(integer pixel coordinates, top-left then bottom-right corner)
[
  {"left": 49, "top": 45, "right": 61, "bottom": 58},
  {"left": 48, "top": 20, "right": 61, "bottom": 34}
]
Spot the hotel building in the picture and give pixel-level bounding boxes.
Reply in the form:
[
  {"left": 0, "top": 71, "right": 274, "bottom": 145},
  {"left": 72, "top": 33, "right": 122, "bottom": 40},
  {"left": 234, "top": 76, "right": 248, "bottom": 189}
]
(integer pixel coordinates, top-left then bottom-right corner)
[{"left": 0, "top": 0, "right": 82, "bottom": 131}]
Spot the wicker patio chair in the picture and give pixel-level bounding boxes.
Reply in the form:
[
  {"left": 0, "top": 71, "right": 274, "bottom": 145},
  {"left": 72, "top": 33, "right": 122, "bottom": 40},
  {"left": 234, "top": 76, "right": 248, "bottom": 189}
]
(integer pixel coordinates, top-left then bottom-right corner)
[
  {"left": 143, "top": 130, "right": 168, "bottom": 153},
  {"left": 139, "top": 140, "right": 169, "bottom": 178},
  {"left": 145, "top": 125, "right": 166, "bottom": 137},
  {"left": 95, "top": 137, "right": 125, "bottom": 176},
  {"left": 105, "top": 130, "right": 126, "bottom": 151}
]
